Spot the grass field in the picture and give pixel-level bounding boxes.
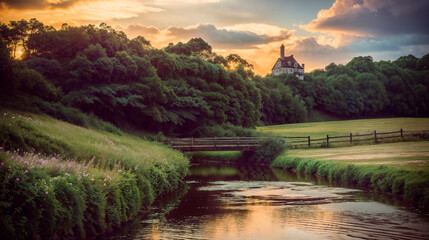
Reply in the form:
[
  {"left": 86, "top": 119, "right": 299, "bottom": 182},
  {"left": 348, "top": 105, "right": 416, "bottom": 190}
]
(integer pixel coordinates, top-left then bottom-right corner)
[
  {"left": 258, "top": 118, "right": 429, "bottom": 139},
  {"left": 287, "top": 142, "right": 429, "bottom": 172}
]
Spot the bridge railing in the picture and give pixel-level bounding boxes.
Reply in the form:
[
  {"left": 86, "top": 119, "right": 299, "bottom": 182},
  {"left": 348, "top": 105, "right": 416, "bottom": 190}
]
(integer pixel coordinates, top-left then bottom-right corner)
[{"left": 167, "top": 137, "right": 262, "bottom": 151}]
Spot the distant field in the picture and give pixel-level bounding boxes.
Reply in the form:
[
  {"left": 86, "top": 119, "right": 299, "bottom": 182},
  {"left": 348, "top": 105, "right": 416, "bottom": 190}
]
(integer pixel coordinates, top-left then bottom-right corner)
[
  {"left": 287, "top": 141, "right": 429, "bottom": 172},
  {"left": 258, "top": 118, "right": 429, "bottom": 139}
]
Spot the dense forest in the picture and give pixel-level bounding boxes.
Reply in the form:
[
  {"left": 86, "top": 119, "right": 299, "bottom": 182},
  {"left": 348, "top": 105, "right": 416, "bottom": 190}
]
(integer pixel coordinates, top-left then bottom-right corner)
[{"left": 1, "top": 19, "right": 428, "bottom": 137}]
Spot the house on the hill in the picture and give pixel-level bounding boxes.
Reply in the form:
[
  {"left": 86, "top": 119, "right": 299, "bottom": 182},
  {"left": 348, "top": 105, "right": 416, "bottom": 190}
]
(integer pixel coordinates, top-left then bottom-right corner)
[{"left": 271, "top": 44, "right": 304, "bottom": 80}]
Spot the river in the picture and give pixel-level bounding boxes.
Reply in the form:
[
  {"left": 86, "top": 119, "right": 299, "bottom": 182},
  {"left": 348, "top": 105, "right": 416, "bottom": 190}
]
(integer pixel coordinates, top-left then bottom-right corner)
[{"left": 104, "top": 162, "right": 429, "bottom": 239}]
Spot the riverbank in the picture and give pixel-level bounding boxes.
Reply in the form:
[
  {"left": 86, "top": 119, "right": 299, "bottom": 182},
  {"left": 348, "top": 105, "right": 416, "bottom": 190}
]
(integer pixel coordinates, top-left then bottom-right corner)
[
  {"left": 0, "top": 110, "right": 189, "bottom": 239},
  {"left": 271, "top": 142, "right": 429, "bottom": 211}
]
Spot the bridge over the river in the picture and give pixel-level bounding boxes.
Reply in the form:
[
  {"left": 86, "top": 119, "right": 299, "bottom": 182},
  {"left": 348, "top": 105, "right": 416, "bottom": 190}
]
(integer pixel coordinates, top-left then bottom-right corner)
[{"left": 165, "top": 137, "right": 262, "bottom": 151}]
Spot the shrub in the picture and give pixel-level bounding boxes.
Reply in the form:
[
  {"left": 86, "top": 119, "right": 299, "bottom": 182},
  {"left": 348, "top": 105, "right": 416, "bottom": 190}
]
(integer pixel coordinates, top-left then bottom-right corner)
[{"left": 244, "top": 137, "right": 287, "bottom": 164}]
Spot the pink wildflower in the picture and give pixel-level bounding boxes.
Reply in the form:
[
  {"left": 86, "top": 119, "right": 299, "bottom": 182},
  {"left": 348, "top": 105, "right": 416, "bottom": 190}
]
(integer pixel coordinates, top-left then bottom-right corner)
[
  {"left": 9, "top": 165, "right": 11, "bottom": 168},
  {"left": 90, "top": 178, "right": 94, "bottom": 181},
  {"left": 16, "top": 178, "right": 19, "bottom": 181},
  {"left": 24, "top": 170, "right": 28, "bottom": 174},
  {"left": 104, "top": 178, "right": 107, "bottom": 182},
  {"left": 1, "top": 162, "right": 4, "bottom": 166},
  {"left": 24, "top": 161, "right": 29, "bottom": 166},
  {"left": 45, "top": 191, "right": 49, "bottom": 195},
  {"left": 103, "top": 183, "right": 106, "bottom": 186}
]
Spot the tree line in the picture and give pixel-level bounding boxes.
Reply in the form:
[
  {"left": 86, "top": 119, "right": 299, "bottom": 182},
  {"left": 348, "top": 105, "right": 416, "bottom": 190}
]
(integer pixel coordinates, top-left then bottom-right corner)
[{"left": 1, "top": 19, "right": 428, "bottom": 137}]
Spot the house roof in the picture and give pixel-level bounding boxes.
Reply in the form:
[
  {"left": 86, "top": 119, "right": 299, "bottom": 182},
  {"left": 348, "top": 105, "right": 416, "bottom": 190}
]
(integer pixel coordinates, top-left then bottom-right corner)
[{"left": 271, "top": 55, "right": 303, "bottom": 71}]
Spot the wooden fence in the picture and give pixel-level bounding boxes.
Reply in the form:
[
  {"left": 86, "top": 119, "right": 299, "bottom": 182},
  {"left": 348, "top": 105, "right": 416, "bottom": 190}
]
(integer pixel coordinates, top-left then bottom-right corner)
[{"left": 166, "top": 129, "right": 429, "bottom": 151}]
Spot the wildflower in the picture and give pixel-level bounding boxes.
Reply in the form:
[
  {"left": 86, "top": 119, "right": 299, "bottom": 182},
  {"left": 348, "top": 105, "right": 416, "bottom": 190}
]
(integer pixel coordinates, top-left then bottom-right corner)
[
  {"left": 45, "top": 191, "right": 49, "bottom": 195},
  {"left": 104, "top": 183, "right": 106, "bottom": 186},
  {"left": 12, "top": 116, "right": 15, "bottom": 119},
  {"left": 65, "top": 173, "right": 70, "bottom": 176},
  {"left": 24, "top": 161, "right": 29, "bottom": 166},
  {"left": 69, "top": 183, "right": 72, "bottom": 185},
  {"left": 104, "top": 178, "right": 107, "bottom": 182},
  {"left": 54, "top": 177, "right": 58, "bottom": 180},
  {"left": 1, "top": 162, "right": 4, "bottom": 166},
  {"left": 9, "top": 165, "right": 11, "bottom": 168},
  {"left": 16, "top": 178, "right": 19, "bottom": 181},
  {"left": 118, "top": 169, "right": 122, "bottom": 172},
  {"left": 90, "top": 178, "right": 94, "bottom": 181},
  {"left": 24, "top": 170, "right": 28, "bottom": 174},
  {"left": 3, "top": 113, "right": 6, "bottom": 116},
  {"left": 31, "top": 166, "right": 35, "bottom": 169}
]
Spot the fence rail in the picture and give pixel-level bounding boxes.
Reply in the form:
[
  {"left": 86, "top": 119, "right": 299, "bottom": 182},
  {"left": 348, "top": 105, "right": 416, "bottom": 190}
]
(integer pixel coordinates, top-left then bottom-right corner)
[{"left": 165, "top": 128, "right": 429, "bottom": 151}]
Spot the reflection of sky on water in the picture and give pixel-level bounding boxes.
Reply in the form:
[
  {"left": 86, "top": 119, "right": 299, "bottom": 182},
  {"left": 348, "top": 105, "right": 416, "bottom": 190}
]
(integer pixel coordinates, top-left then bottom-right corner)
[{"left": 110, "top": 164, "right": 429, "bottom": 240}]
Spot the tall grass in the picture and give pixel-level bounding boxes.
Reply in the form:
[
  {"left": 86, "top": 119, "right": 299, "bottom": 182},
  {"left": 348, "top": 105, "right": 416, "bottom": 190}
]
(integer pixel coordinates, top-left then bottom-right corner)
[
  {"left": 272, "top": 155, "right": 429, "bottom": 210},
  {"left": 0, "top": 110, "right": 189, "bottom": 239}
]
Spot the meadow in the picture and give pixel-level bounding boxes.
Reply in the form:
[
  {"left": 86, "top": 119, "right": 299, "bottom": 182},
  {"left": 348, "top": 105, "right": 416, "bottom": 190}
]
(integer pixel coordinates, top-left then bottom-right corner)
[{"left": 258, "top": 117, "right": 429, "bottom": 139}]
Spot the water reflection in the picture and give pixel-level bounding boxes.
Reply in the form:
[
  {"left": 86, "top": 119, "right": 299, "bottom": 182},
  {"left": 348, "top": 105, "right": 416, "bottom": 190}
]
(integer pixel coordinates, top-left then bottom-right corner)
[{"left": 106, "top": 163, "right": 429, "bottom": 240}]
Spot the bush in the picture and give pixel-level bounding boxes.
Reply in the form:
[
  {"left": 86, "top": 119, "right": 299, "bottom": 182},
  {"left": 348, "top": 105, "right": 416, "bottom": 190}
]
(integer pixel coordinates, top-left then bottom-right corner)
[{"left": 244, "top": 137, "right": 287, "bottom": 164}]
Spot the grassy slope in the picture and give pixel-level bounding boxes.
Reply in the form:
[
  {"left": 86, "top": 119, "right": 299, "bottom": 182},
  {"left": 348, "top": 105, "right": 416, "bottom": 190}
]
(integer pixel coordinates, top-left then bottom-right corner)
[
  {"left": 1, "top": 110, "right": 188, "bottom": 171},
  {"left": 258, "top": 117, "right": 429, "bottom": 138},
  {"left": 0, "top": 110, "right": 189, "bottom": 239}
]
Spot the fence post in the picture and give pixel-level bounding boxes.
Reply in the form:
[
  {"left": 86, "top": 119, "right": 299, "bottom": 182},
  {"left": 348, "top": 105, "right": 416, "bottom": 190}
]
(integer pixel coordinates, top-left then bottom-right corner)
[
  {"left": 400, "top": 128, "right": 403, "bottom": 139},
  {"left": 214, "top": 137, "right": 217, "bottom": 151},
  {"left": 191, "top": 137, "right": 194, "bottom": 149},
  {"left": 326, "top": 135, "right": 329, "bottom": 146},
  {"left": 237, "top": 136, "right": 239, "bottom": 147},
  {"left": 350, "top": 133, "right": 352, "bottom": 144},
  {"left": 374, "top": 130, "right": 377, "bottom": 143},
  {"left": 308, "top": 136, "right": 311, "bottom": 148}
]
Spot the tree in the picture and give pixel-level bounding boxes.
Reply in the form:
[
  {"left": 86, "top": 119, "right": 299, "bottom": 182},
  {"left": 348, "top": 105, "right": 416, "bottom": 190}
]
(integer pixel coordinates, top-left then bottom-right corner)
[
  {"left": 394, "top": 54, "right": 418, "bottom": 70},
  {"left": 347, "top": 56, "right": 376, "bottom": 73},
  {"left": 83, "top": 43, "right": 107, "bottom": 62}
]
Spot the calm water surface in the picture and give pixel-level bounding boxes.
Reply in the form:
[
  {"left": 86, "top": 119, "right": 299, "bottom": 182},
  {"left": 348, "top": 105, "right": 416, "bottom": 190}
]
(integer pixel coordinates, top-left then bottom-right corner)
[{"left": 106, "top": 163, "right": 429, "bottom": 240}]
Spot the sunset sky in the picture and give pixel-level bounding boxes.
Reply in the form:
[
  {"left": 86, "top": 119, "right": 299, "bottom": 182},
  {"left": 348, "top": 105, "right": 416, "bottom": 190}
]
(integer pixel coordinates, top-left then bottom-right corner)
[{"left": 1, "top": 0, "right": 429, "bottom": 75}]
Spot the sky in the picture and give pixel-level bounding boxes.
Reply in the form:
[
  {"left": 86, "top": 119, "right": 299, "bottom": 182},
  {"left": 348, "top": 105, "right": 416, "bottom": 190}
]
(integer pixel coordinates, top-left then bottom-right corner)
[{"left": 1, "top": 0, "right": 429, "bottom": 75}]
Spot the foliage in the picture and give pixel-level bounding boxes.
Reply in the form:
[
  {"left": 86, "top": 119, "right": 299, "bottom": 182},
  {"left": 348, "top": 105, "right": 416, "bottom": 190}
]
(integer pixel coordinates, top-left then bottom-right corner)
[
  {"left": 243, "top": 137, "right": 287, "bottom": 164},
  {"left": 0, "top": 110, "right": 189, "bottom": 239}
]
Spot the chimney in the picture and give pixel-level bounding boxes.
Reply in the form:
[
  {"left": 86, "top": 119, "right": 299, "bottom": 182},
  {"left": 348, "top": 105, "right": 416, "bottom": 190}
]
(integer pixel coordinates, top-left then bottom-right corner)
[
  {"left": 280, "top": 44, "right": 285, "bottom": 61},
  {"left": 302, "top": 63, "right": 305, "bottom": 69}
]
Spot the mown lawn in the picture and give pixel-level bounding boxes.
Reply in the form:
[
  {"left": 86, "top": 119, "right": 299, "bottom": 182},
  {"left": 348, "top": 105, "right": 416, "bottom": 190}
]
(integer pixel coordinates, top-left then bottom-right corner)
[
  {"left": 258, "top": 118, "right": 429, "bottom": 139},
  {"left": 286, "top": 141, "right": 429, "bottom": 172}
]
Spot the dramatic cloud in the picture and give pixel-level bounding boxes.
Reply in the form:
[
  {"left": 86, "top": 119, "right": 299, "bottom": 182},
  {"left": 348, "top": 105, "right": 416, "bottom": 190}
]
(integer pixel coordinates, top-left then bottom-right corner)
[
  {"left": 165, "top": 24, "right": 292, "bottom": 49},
  {"left": 116, "top": 24, "right": 160, "bottom": 39},
  {"left": 0, "top": 0, "right": 84, "bottom": 10},
  {"left": 304, "top": 0, "right": 429, "bottom": 36},
  {"left": 0, "top": 0, "right": 165, "bottom": 24}
]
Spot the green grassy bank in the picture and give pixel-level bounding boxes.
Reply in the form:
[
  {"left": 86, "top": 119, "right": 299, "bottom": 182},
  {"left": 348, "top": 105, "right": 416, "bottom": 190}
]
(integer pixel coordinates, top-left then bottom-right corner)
[
  {"left": 272, "top": 143, "right": 429, "bottom": 210},
  {"left": 0, "top": 110, "right": 189, "bottom": 239}
]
